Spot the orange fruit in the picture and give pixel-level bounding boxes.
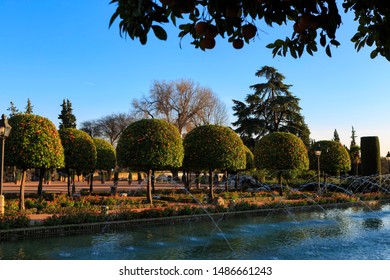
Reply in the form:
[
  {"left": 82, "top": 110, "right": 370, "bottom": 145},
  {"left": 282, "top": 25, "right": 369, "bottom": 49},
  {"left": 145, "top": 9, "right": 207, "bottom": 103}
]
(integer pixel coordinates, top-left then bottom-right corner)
[
  {"left": 298, "top": 14, "right": 312, "bottom": 30},
  {"left": 241, "top": 24, "right": 257, "bottom": 40},
  {"left": 200, "top": 37, "right": 216, "bottom": 49},
  {"left": 293, "top": 22, "right": 303, "bottom": 33},
  {"left": 232, "top": 38, "right": 244, "bottom": 49},
  {"left": 204, "top": 24, "right": 218, "bottom": 39},
  {"left": 195, "top": 21, "right": 209, "bottom": 36}
]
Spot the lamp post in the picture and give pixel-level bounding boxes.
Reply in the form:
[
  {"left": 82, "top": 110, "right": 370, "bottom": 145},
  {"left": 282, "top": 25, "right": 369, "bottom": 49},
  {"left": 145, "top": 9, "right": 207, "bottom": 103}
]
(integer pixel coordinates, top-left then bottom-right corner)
[
  {"left": 386, "top": 151, "right": 390, "bottom": 175},
  {"left": 0, "top": 114, "right": 12, "bottom": 216},
  {"left": 314, "top": 145, "right": 322, "bottom": 194}
]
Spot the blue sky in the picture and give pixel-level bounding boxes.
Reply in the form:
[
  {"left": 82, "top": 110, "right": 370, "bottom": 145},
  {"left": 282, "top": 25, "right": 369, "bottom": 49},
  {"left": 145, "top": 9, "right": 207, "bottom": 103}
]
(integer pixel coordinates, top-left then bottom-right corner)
[{"left": 0, "top": 1, "right": 389, "bottom": 155}]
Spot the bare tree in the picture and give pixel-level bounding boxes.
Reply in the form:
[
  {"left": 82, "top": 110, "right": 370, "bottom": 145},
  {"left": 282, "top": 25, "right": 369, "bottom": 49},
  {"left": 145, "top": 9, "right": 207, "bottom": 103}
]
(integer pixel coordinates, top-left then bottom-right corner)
[
  {"left": 191, "top": 94, "right": 229, "bottom": 127},
  {"left": 80, "top": 120, "right": 102, "bottom": 138},
  {"left": 131, "top": 79, "right": 228, "bottom": 134},
  {"left": 80, "top": 113, "right": 134, "bottom": 146}
]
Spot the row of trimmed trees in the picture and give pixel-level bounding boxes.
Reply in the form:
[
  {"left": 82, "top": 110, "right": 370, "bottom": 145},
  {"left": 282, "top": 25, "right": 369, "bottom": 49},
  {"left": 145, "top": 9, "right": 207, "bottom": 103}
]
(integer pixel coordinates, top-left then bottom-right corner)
[
  {"left": 4, "top": 114, "right": 116, "bottom": 210},
  {"left": 4, "top": 112, "right": 354, "bottom": 209}
]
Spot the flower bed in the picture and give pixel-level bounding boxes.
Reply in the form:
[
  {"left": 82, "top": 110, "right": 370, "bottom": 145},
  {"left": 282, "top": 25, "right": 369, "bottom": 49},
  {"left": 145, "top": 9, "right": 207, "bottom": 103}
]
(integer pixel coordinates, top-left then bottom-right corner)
[{"left": 1, "top": 190, "right": 390, "bottom": 231}]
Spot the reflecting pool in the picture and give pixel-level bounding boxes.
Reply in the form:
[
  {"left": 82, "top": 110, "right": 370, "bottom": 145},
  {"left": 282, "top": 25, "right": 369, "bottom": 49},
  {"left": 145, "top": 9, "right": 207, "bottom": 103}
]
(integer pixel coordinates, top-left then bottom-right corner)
[{"left": 2, "top": 204, "right": 390, "bottom": 260}]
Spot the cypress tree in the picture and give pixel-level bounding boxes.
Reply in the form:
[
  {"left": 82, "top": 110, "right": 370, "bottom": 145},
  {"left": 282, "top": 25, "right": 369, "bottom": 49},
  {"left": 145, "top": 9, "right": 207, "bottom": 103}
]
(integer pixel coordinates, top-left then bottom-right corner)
[
  {"left": 360, "top": 136, "right": 381, "bottom": 176},
  {"left": 58, "top": 99, "right": 77, "bottom": 129}
]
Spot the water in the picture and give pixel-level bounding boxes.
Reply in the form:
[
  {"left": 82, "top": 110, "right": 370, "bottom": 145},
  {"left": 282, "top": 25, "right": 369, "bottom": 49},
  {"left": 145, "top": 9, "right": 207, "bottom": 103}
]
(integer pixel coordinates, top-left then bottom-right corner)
[{"left": 2, "top": 204, "right": 390, "bottom": 260}]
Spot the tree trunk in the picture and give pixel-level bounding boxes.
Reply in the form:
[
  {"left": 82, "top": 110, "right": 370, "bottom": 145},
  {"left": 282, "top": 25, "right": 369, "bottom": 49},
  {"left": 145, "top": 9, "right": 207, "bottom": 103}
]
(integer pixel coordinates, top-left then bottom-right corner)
[
  {"left": 19, "top": 170, "right": 26, "bottom": 211},
  {"left": 67, "top": 168, "right": 71, "bottom": 197},
  {"left": 209, "top": 169, "right": 214, "bottom": 201},
  {"left": 186, "top": 171, "right": 190, "bottom": 189},
  {"left": 37, "top": 168, "right": 46, "bottom": 197},
  {"left": 100, "top": 170, "right": 105, "bottom": 184},
  {"left": 89, "top": 169, "right": 94, "bottom": 193},
  {"left": 195, "top": 172, "right": 200, "bottom": 189},
  {"left": 151, "top": 170, "right": 155, "bottom": 194},
  {"left": 278, "top": 171, "right": 283, "bottom": 196},
  {"left": 147, "top": 169, "right": 153, "bottom": 204},
  {"left": 224, "top": 170, "right": 228, "bottom": 192},
  {"left": 171, "top": 169, "right": 179, "bottom": 182},
  {"left": 72, "top": 171, "right": 76, "bottom": 194}
]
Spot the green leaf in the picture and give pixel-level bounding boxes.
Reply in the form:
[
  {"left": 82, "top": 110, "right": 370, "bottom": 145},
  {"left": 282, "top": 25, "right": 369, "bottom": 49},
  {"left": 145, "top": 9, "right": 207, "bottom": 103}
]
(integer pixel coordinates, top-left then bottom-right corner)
[
  {"left": 290, "top": 46, "right": 297, "bottom": 58},
  {"left": 325, "top": 45, "right": 332, "bottom": 57},
  {"left": 274, "top": 39, "right": 284, "bottom": 47},
  {"left": 330, "top": 39, "right": 340, "bottom": 47},
  {"left": 370, "top": 49, "right": 378, "bottom": 59},
  {"left": 320, "top": 34, "right": 326, "bottom": 47},
  {"left": 152, "top": 25, "right": 168, "bottom": 41},
  {"left": 109, "top": 10, "right": 119, "bottom": 28}
]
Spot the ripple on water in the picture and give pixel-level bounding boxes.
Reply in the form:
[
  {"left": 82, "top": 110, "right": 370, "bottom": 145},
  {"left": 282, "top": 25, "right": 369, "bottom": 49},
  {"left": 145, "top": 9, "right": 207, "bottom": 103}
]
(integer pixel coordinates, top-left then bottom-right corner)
[{"left": 59, "top": 252, "right": 72, "bottom": 258}]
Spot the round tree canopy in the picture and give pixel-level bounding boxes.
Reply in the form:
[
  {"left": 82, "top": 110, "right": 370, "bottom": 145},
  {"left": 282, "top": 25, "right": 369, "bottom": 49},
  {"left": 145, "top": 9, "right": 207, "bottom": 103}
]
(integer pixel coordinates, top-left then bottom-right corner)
[
  {"left": 5, "top": 114, "right": 64, "bottom": 170},
  {"left": 254, "top": 132, "right": 309, "bottom": 172},
  {"left": 93, "top": 138, "right": 117, "bottom": 171},
  {"left": 183, "top": 124, "right": 246, "bottom": 172},
  {"left": 116, "top": 119, "right": 184, "bottom": 171},
  {"left": 309, "top": 140, "right": 351, "bottom": 175},
  {"left": 59, "top": 128, "right": 97, "bottom": 172}
]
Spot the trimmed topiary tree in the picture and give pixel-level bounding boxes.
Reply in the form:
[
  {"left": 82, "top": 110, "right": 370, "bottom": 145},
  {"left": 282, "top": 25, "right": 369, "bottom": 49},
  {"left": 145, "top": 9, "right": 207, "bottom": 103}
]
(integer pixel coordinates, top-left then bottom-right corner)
[
  {"left": 59, "top": 128, "right": 97, "bottom": 195},
  {"left": 5, "top": 114, "right": 65, "bottom": 209},
  {"left": 91, "top": 138, "right": 116, "bottom": 192},
  {"left": 360, "top": 136, "right": 381, "bottom": 176},
  {"left": 244, "top": 145, "right": 254, "bottom": 171},
  {"left": 116, "top": 119, "right": 184, "bottom": 204},
  {"left": 254, "top": 132, "right": 309, "bottom": 195},
  {"left": 183, "top": 125, "right": 246, "bottom": 200},
  {"left": 309, "top": 140, "right": 351, "bottom": 179}
]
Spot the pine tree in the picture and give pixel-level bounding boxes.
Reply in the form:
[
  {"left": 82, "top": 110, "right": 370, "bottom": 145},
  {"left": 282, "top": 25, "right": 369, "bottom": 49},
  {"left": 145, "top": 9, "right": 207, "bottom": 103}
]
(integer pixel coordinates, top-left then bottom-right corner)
[
  {"left": 333, "top": 129, "right": 340, "bottom": 142},
  {"left": 7, "top": 101, "right": 20, "bottom": 117},
  {"left": 58, "top": 99, "right": 77, "bottom": 130},
  {"left": 349, "top": 126, "right": 360, "bottom": 175},
  {"left": 350, "top": 126, "right": 357, "bottom": 147},
  {"left": 25, "top": 98, "right": 33, "bottom": 114},
  {"left": 232, "top": 66, "right": 310, "bottom": 149}
]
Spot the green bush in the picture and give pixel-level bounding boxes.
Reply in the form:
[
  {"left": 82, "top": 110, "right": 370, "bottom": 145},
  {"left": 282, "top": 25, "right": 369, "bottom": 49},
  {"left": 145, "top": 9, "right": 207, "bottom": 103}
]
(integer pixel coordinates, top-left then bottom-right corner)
[{"left": 0, "top": 214, "right": 31, "bottom": 229}]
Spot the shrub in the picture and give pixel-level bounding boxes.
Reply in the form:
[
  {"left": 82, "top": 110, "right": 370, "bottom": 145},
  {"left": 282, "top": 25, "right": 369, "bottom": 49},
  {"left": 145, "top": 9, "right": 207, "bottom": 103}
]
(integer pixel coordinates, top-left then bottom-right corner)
[{"left": 0, "top": 214, "right": 30, "bottom": 229}]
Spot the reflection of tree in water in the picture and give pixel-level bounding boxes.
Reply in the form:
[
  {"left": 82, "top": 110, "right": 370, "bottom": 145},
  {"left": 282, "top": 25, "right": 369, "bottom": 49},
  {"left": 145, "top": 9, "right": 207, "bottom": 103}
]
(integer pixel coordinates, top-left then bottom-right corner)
[{"left": 362, "top": 218, "right": 384, "bottom": 230}]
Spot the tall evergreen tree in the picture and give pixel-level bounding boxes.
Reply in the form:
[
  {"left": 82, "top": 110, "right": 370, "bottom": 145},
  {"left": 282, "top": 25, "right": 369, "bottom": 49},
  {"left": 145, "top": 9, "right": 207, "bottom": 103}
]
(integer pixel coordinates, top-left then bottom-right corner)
[
  {"left": 232, "top": 66, "right": 310, "bottom": 149},
  {"left": 333, "top": 129, "right": 340, "bottom": 142},
  {"left": 25, "top": 98, "right": 33, "bottom": 114},
  {"left": 58, "top": 99, "right": 77, "bottom": 130},
  {"left": 7, "top": 101, "right": 20, "bottom": 117},
  {"left": 350, "top": 126, "right": 357, "bottom": 147},
  {"left": 349, "top": 126, "right": 360, "bottom": 175}
]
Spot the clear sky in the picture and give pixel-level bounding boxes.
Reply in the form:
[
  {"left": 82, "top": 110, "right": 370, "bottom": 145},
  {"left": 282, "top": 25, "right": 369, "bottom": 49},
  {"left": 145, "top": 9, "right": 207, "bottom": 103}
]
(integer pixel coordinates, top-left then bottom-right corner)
[{"left": 0, "top": 1, "right": 389, "bottom": 155}]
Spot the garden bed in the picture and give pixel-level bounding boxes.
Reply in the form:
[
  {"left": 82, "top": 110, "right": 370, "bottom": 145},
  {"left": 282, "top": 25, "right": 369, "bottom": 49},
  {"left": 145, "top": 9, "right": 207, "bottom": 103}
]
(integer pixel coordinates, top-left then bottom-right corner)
[{"left": 1, "top": 190, "right": 390, "bottom": 241}]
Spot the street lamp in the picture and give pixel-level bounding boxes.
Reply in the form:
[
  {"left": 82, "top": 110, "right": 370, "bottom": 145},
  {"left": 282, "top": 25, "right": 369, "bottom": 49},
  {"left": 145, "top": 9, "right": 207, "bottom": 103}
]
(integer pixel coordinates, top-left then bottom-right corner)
[
  {"left": 386, "top": 151, "right": 390, "bottom": 175},
  {"left": 0, "top": 114, "right": 12, "bottom": 216},
  {"left": 314, "top": 145, "right": 322, "bottom": 194}
]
